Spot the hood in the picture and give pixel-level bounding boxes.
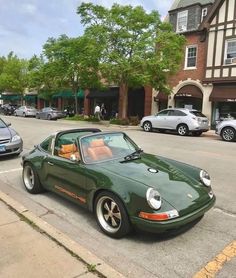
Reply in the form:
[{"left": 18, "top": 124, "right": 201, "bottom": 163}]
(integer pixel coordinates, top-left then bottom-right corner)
[
  {"left": 99, "top": 153, "right": 210, "bottom": 215},
  {"left": 0, "top": 127, "right": 12, "bottom": 140}
]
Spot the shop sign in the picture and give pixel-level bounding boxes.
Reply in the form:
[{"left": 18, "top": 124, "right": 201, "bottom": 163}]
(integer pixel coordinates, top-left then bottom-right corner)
[{"left": 176, "top": 93, "right": 192, "bottom": 97}]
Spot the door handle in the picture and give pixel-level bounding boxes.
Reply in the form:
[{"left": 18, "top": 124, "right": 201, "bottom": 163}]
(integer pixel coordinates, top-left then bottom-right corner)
[{"left": 47, "top": 162, "right": 54, "bottom": 166}]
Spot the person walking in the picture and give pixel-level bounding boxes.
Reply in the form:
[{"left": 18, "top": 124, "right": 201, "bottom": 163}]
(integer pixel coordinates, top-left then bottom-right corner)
[
  {"left": 94, "top": 104, "right": 101, "bottom": 120},
  {"left": 101, "top": 103, "right": 106, "bottom": 120}
]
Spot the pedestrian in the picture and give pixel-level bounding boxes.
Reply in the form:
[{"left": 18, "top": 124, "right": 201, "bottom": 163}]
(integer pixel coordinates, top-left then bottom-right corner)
[
  {"left": 94, "top": 104, "right": 101, "bottom": 120},
  {"left": 101, "top": 103, "right": 106, "bottom": 120}
]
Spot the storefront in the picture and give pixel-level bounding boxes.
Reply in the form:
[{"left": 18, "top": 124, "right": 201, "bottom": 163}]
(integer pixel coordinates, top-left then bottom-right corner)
[
  {"left": 174, "top": 85, "right": 203, "bottom": 111},
  {"left": 154, "top": 92, "right": 168, "bottom": 111},
  {"left": 210, "top": 84, "right": 236, "bottom": 128},
  {"left": 86, "top": 87, "right": 119, "bottom": 119}
]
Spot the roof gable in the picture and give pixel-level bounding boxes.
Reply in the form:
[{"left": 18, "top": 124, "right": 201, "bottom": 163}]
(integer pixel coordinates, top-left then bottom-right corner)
[{"left": 169, "top": 0, "right": 215, "bottom": 11}]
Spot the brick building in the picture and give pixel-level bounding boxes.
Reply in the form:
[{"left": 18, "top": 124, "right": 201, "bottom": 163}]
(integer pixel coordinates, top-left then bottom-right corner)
[{"left": 154, "top": 0, "right": 236, "bottom": 127}]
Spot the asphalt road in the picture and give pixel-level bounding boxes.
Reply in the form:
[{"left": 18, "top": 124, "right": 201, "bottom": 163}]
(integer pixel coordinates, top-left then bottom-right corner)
[{"left": 0, "top": 116, "right": 235, "bottom": 278}]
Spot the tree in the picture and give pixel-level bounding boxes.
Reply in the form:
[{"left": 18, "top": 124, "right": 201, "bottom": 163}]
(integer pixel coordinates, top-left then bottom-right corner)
[
  {"left": 42, "top": 34, "right": 102, "bottom": 114},
  {"left": 0, "top": 52, "right": 28, "bottom": 101},
  {"left": 77, "top": 3, "right": 186, "bottom": 118}
]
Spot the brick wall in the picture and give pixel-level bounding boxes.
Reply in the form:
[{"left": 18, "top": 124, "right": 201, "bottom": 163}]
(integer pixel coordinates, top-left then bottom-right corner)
[{"left": 169, "top": 32, "right": 207, "bottom": 89}]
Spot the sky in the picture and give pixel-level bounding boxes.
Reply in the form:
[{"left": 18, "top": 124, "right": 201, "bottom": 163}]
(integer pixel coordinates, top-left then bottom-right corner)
[{"left": 0, "top": 0, "right": 173, "bottom": 59}]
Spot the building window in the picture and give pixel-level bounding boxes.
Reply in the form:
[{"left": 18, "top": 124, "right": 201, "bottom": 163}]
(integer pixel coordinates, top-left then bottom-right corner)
[
  {"left": 185, "top": 46, "right": 197, "bottom": 69},
  {"left": 201, "top": 8, "right": 208, "bottom": 22},
  {"left": 177, "top": 10, "right": 188, "bottom": 32},
  {"left": 225, "top": 39, "right": 236, "bottom": 64}
]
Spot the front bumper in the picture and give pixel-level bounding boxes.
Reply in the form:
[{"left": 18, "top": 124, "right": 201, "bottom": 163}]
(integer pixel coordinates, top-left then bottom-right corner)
[
  {"left": 131, "top": 195, "right": 216, "bottom": 233},
  {"left": 0, "top": 139, "right": 23, "bottom": 156}
]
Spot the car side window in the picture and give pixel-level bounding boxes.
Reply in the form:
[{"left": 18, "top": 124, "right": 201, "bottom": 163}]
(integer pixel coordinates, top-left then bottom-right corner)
[
  {"left": 55, "top": 133, "right": 80, "bottom": 160},
  {"left": 169, "top": 110, "right": 186, "bottom": 116},
  {"left": 40, "top": 136, "right": 53, "bottom": 153},
  {"left": 157, "top": 110, "right": 169, "bottom": 116}
]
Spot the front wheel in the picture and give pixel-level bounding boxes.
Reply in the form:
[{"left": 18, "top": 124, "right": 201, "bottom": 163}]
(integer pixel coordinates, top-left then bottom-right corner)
[
  {"left": 47, "top": 114, "right": 52, "bottom": 120},
  {"left": 221, "top": 127, "right": 235, "bottom": 142},
  {"left": 22, "top": 163, "right": 44, "bottom": 194},
  {"left": 177, "top": 124, "right": 189, "bottom": 136},
  {"left": 95, "top": 191, "right": 131, "bottom": 238},
  {"left": 143, "top": 121, "right": 152, "bottom": 132}
]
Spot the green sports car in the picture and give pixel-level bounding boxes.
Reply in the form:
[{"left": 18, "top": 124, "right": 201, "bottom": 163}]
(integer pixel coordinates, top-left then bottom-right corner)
[{"left": 22, "top": 128, "right": 215, "bottom": 238}]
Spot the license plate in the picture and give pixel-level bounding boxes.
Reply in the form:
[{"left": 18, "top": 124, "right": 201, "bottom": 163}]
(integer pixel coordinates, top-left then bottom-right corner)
[{"left": 0, "top": 145, "right": 6, "bottom": 152}]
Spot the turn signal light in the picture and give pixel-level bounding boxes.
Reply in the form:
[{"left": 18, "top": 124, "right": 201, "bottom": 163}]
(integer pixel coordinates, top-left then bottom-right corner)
[{"left": 139, "top": 209, "right": 179, "bottom": 221}]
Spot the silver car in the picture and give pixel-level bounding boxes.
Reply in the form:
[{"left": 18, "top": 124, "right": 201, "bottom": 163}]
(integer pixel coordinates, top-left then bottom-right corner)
[
  {"left": 216, "top": 119, "right": 236, "bottom": 142},
  {"left": 36, "top": 107, "right": 66, "bottom": 120},
  {"left": 14, "top": 106, "right": 37, "bottom": 117},
  {"left": 0, "top": 118, "right": 23, "bottom": 156},
  {"left": 140, "top": 108, "right": 209, "bottom": 136}
]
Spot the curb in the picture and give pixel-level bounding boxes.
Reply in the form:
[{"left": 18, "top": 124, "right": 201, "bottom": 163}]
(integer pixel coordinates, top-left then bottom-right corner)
[{"left": 0, "top": 190, "right": 124, "bottom": 278}]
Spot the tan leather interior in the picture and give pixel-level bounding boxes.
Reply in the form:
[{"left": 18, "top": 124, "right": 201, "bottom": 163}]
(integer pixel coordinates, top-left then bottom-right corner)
[
  {"left": 58, "top": 144, "right": 80, "bottom": 160},
  {"left": 87, "top": 139, "right": 112, "bottom": 161}
]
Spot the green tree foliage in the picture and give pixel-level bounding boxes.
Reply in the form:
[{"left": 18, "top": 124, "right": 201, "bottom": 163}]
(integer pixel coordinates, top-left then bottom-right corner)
[
  {"left": 0, "top": 52, "right": 28, "bottom": 97},
  {"left": 77, "top": 3, "right": 186, "bottom": 118},
  {"left": 42, "top": 34, "right": 102, "bottom": 114}
]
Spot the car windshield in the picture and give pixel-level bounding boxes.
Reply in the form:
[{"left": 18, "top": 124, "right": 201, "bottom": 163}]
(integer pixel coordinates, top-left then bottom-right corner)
[
  {"left": 190, "top": 111, "right": 206, "bottom": 117},
  {"left": 0, "top": 119, "right": 6, "bottom": 128},
  {"left": 80, "top": 132, "right": 137, "bottom": 164}
]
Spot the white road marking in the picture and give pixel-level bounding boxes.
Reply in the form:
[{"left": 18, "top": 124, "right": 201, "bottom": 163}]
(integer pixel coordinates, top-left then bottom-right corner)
[{"left": 0, "top": 168, "right": 22, "bottom": 174}]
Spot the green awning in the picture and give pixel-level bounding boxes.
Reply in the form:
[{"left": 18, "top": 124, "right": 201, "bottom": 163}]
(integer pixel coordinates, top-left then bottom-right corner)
[
  {"left": 0, "top": 94, "right": 21, "bottom": 100},
  {"left": 24, "top": 95, "right": 37, "bottom": 101},
  {"left": 52, "top": 90, "right": 84, "bottom": 99}
]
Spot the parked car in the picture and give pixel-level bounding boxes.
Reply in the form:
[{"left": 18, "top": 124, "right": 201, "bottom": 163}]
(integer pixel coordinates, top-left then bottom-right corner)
[
  {"left": 0, "top": 117, "right": 23, "bottom": 156},
  {"left": 22, "top": 128, "right": 215, "bottom": 238},
  {"left": 140, "top": 108, "right": 209, "bottom": 136},
  {"left": 215, "top": 119, "right": 236, "bottom": 142},
  {"left": 36, "top": 107, "right": 66, "bottom": 120},
  {"left": 14, "top": 106, "right": 37, "bottom": 117},
  {"left": 0, "top": 104, "right": 18, "bottom": 115}
]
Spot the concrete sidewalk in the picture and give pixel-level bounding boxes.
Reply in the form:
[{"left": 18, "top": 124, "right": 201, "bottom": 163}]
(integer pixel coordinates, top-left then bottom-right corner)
[{"left": 0, "top": 200, "right": 98, "bottom": 278}]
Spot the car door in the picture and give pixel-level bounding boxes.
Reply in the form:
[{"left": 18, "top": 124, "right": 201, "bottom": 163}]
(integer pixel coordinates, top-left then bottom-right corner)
[
  {"left": 40, "top": 133, "right": 89, "bottom": 207},
  {"left": 164, "top": 110, "right": 183, "bottom": 129},
  {"left": 152, "top": 110, "right": 170, "bottom": 129}
]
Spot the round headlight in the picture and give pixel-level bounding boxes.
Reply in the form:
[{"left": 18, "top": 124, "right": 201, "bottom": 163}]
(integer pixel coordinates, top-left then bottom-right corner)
[
  {"left": 146, "top": 188, "right": 162, "bottom": 210},
  {"left": 200, "top": 170, "right": 211, "bottom": 187}
]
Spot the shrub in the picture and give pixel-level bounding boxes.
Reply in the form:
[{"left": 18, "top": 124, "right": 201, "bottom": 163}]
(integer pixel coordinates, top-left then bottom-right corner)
[
  {"left": 109, "top": 118, "right": 129, "bottom": 125},
  {"left": 129, "top": 116, "right": 140, "bottom": 126}
]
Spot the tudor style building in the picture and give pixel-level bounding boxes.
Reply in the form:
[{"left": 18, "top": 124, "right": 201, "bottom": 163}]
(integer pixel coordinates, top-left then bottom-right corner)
[
  {"left": 201, "top": 0, "right": 236, "bottom": 124},
  {"left": 155, "top": 0, "right": 236, "bottom": 127}
]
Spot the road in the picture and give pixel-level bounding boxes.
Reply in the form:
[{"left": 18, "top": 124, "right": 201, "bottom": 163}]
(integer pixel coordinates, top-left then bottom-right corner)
[{"left": 0, "top": 116, "right": 235, "bottom": 278}]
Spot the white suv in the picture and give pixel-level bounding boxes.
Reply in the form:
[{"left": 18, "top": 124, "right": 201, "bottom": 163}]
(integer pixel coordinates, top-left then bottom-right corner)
[{"left": 140, "top": 108, "right": 209, "bottom": 136}]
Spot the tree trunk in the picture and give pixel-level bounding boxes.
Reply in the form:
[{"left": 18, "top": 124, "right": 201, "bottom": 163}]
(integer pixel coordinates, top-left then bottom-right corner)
[
  {"left": 119, "top": 83, "right": 128, "bottom": 119},
  {"left": 73, "top": 87, "right": 78, "bottom": 115}
]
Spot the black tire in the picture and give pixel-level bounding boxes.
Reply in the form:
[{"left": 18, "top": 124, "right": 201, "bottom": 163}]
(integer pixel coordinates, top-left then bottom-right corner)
[
  {"left": 47, "top": 114, "right": 52, "bottom": 120},
  {"left": 14, "top": 112, "right": 17, "bottom": 117},
  {"left": 221, "top": 127, "right": 236, "bottom": 142},
  {"left": 143, "top": 121, "right": 152, "bottom": 132},
  {"left": 94, "top": 191, "right": 131, "bottom": 238},
  {"left": 23, "top": 112, "right": 26, "bottom": 117},
  {"left": 193, "top": 131, "right": 202, "bottom": 136},
  {"left": 22, "top": 162, "right": 44, "bottom": 194},
  {"left": 177, "top": 124, "right": 189, "bottom": 136},
  {"left": 36, "top": 114, "right": 40, "bottom": 119}
]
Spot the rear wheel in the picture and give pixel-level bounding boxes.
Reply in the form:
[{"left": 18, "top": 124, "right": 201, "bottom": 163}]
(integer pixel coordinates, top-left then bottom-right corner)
[
  {"left": 23, "top": 112, "right": 26, "bottom": 117},
  {"left": 47, "top": 114, "right": 52, "bottom": 120},
  {"left": 177, "top": 124, "right": 189, "bottom": 136},
  {"left": 143, "top": 121, "right": 152, "bottom": 132},
  {"left": 22, "top": 163, "right": 44, "bottom": 194},
  {"left": 95, "top": 191, "right": 131, "bottom": 238},
  {"left": 221, "top": 127, "right": 235, "bottom": 142}
]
